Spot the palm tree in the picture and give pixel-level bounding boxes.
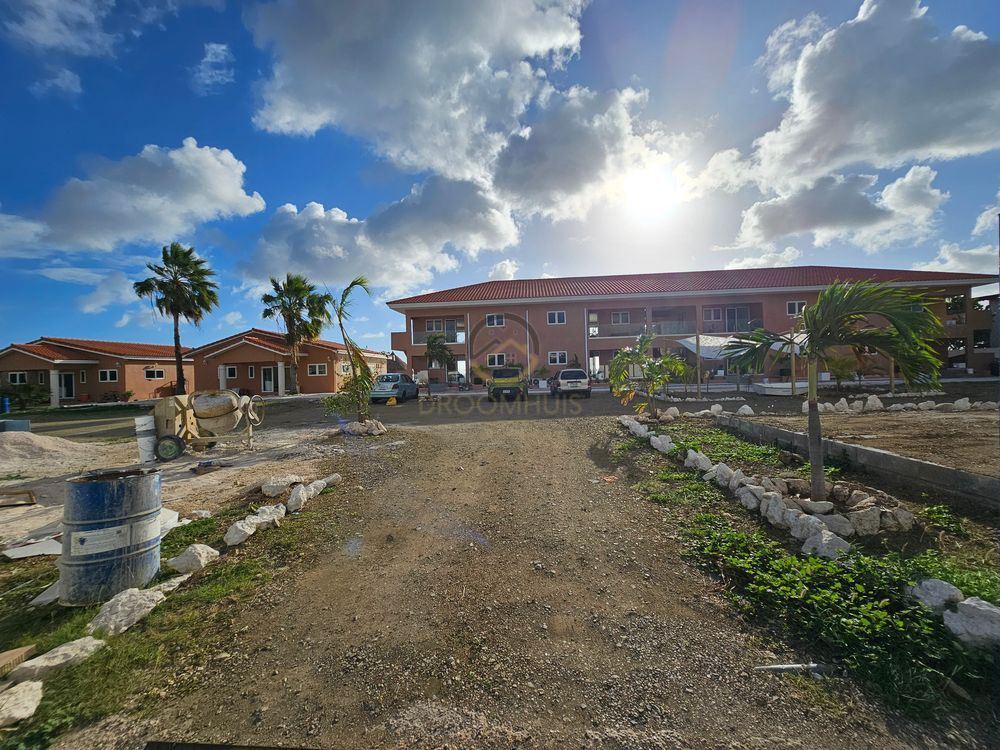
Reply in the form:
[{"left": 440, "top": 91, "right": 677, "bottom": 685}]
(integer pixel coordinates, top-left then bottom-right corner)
[
  {"left": 424, "top": 332, "right": 455, "bottom": 375},
  {"left": 134, "top": 242, "right": 219, "bottom": 395},
  {"left": 725, "top": 281, "right": 942, "bottom": 500},
  {"left": 330, "top": 276, "right": 374, "bottom": 421},
  {"left": 261, "top": 274, "right": 333, "bottom": 394}
]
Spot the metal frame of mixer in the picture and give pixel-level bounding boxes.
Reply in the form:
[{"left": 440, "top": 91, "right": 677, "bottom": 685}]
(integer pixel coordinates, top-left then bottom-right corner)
[{"left": 151, "top": 389, "right": 264, "bottom": 461}]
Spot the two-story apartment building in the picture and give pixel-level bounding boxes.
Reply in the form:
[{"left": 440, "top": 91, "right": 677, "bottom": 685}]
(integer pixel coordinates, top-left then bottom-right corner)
[{"left": 388, "top": 266, "right": 997, "bottom": 384}]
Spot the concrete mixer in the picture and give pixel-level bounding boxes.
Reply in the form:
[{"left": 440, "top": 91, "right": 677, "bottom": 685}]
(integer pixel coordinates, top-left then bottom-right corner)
[{"left": 151, "top": 389, "right": 264, "bottom": 461}]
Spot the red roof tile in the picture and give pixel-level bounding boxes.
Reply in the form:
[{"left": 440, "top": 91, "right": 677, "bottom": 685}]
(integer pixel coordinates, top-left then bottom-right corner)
[
  {"left": 388, "top": 266, "right": 997, "bottom": 306},
  {"left": 2, "top": 342, "right": 88, "bottom": 362},
  {"left": 190, "top": 329, "right": 385, "bottom": 358},
  {"left": 37, "top": 337, "right": 188, "bottom": 359}
]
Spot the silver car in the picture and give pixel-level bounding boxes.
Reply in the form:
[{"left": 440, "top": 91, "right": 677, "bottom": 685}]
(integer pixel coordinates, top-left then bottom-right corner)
[
  {"left": 550, "top": 368, "right": 592, "bottom": 397},
  {"left": 370, "top": 373, "right": 419, "bottom": 403}
]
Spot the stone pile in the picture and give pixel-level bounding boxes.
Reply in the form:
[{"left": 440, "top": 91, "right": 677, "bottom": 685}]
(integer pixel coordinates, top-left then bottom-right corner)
[
  {"left": 341, "top": 419, "right": 388, "bottom": 436},
  {"left": 803, "top": 395, "right": 998, "bottom": 414}
]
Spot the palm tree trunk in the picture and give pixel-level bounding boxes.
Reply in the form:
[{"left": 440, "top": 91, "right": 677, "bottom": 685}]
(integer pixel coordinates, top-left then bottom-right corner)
[
  {"left": 289, "top": 341, "right": 299, "bottom": 395},
  {"left": 807, "top": 356, "right": 825, "bottom": 501},
  {"left": 173, "top": 313, "right": 186, "bottom": 395},
  {"left": 338, "top": 319, "right": 362, "bottom": 422}
]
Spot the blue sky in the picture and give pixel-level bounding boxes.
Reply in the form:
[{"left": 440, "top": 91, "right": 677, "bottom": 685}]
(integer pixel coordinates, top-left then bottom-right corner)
[{"left": 1, "top": 0, "right": 998, "bottom": 353}]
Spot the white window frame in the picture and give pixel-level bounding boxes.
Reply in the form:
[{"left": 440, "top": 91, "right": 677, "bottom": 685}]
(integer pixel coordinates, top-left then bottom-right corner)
[
  {"left": 425, "top": 319, "right": 443, "bottom": 332},
  {"left": 340, "top": 363, "right": 351, "bottom": 374},
  {"left": 487, "top": 353, "right": 506, "bottom": 367},
  {"left": 307, "top": 363, "right": 328, "bottom": 376},
  {"left": 144, "top": 369, "right": 165, "bottom": 380},
  {"left": 548, "top": 351, "right": 568, "bottom": 365},
  {"left": 225, "top": 366, "right": 238, "bottom": 379},
  {"left": 248, "top": 365, "right": 255, "bottom": 379},
  {"left": 79, "top": 370, "right": 87, "bottom": 383},
  {"left": 703, "top": 307, "right": 722, "bottom": 322},
  {"left": 98, "top": 369, "right": 118, "bottom": 383},
  {"left": 8, "top": 372, "right": 27, "bottom": 385},
  {"left": 486, "top": 313, "right": 505, "bottom": 328},
  {"left": 37, "top": 371, "right": 46, "bottom": 384},
  {"left": 611, "top": 311, "right": 630, "bottom": 325},
  {"left": 547, "top": 310, "right": 566, "bottom": 325},
  {"left": 787, "top": 300, "right": 807, "bottom": 316}
]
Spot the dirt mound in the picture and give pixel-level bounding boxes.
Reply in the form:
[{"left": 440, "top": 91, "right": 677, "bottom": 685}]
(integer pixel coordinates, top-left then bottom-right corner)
[{"left": 0, "top": 432, "right": 95, "bottom": 462}]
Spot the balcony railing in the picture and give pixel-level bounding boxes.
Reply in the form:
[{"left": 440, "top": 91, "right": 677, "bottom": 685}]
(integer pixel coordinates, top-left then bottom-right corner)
[
  {"left": 411, "top": 330, "right": 466, "bottom": 345},
  {"left": 650, "top": 320, "right": 696, "bottom": 335},
  {"left": 588, "top": 323, "right": 646, "bottom": 338},
  {"left": 702, "top": 319, "right": 761, "bottom": 334}
]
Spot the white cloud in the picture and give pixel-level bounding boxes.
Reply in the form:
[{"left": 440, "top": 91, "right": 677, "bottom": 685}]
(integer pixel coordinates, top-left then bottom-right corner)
[
  {"left": 725, "top": 246, "right": 802, "bottom": 270},
  {"left": 0, "top": 138, "right": 264, "bottom": 256},
  {"left": 913, "top": 242, "right": 998, "bottom": 275},
  {"left": 36, "top": 266, "right": 102, "bottom": 284},
  {"left": 488, "top": 258, "right": 520, "bottom": 280},
  {"left": 737, "top": 167, "right": 947, "bottom": 251},
  {"left": 221, "top": 311, "right": 245, "bottom": 328},
  {"left": 751, "top": 0, "right": 1000, "bottom": 190},
  {"left": 113, "top": 312, "right": 131, "bottom": 328},
  {"left": 191, "top": 42, "right": 234, "bottom": 95},
  {"left": 46, "top": 269, "right": 137, "bottom": 313},
  {"left": 247, "top": 0, "right": 584, "bottom": 179},
  {"left": 29, "top": 67, "right": 82, "bottom": 97},
  {"left": 756, "top": 12, "right": 827, "bottom": 98},
  {"left": 972, "top": 190, "right": 999, "bottom": 237},
  {"left": 4, "top": 0, "right": 117, "bottom": 57},
  {"left": 245, "top": 177, "right": 516, "bottom": 297}
]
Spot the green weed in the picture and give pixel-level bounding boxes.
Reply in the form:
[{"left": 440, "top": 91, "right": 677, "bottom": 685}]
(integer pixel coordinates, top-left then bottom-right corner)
[
  {"left": 909, "top": 550, "right": 1000, "bottom": 605},
  {"left": 922, "top": 505, "right": 967, "bottom": 536}
]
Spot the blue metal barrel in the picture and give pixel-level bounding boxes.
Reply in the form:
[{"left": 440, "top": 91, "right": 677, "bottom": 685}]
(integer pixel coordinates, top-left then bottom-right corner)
[{"left": 59, "top": 468, "right": 162, "bottom": 606}]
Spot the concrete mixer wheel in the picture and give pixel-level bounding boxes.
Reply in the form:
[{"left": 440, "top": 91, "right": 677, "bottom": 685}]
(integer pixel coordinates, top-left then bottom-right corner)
[{"left": 155, "top": 435, "right": 186, "bottom": 462}]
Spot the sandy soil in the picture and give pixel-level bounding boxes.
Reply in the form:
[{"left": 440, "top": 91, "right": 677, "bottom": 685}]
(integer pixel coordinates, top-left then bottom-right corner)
[
  {"left": 57, "top": 414, "right": 995, "bottom": 749},
  {"left": 754, "top": 412, "right": 1000, "bottom": 477}
]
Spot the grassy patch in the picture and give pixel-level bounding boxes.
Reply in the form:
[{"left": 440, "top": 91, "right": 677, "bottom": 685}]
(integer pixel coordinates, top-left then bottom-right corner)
[
  {"left": 667, "top": 421, "right": 782, "bottom": 470},
  {"left": 1, "top": 472, "right": 27, "bottom": 481},
  {"left": 682, "top": 514, "right": 992, "bottom": 714},
  {"left": 909, "top": 550, "right": 1000, "bottom": 606},
  {"left": 0, "top": 501, "right": 324, "bottom": 750},
  {"left": 921, "top": 504, "right": 968, "bottom": 537},
  {"left": 610, "top": 436, "right": 646, "bottom": 460}
]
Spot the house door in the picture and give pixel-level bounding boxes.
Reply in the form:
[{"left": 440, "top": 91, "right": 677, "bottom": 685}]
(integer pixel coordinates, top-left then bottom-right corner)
[
  {"left": 261, "top": 367, "right": 276, "bottom": 393},
  {"left": 58, "top": 372, "right": 74, "bottom": 399},
  {"left": 726, "top": 305, "right": 750, "bottom": 332}
]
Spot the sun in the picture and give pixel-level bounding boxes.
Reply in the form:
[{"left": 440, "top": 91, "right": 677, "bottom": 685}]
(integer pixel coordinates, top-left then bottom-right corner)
[{"left": 619, "top": 163, "right": 679, "bottom": 228}]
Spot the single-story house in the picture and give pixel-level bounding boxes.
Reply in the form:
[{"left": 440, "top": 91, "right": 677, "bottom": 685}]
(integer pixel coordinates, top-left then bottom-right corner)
[
  {"left": 188, "top": 329, "right": 387, "bottom": 396},
  {"left": 0, "top": 337, "right": 194, "bottom": 406}
]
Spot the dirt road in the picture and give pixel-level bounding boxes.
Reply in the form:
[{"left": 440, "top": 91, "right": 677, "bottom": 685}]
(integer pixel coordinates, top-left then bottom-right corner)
[{"left": 89, "top": 411, "right": 985, "bottom": 750}]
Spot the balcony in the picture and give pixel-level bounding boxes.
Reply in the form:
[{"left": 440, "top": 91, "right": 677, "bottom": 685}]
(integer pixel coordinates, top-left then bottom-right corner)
[
  {"left": 650, "top": 320, "right": 696, "bottom": 336},
  {"left": 702, "top": 318, "right": 761, "bottom": 335},
  {"left": 588, "top": 322, "right": 646, "bottom": 338},
  {"left": 410, "top": 330, "right": 466, "bottom": 345}
]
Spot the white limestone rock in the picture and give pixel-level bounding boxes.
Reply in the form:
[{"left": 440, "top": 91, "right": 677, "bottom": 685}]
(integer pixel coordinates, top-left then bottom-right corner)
[
  {"left": 790, "top": 512, "right": 827, "bottom": 541},
  {"left": 943, "top": 598, "right": 1000, "bottom": 649},
  {"left": 709, "top": 403, "right": 724, "bottom": 415},
  {"left": 253, "top": 504, "right": 287, "bottom": 526},
  {"left": 666, "top": 406, "right": 680, "bottom": 418},
  {"left": 784, "top": 478, "right": 811, "bottom": 497},
  {"left": 186, "top": 509, "right": 213, "bottom": 520},
  {"left": 917, "top": 400, "right": 935, "bottom": 410},
  {"left": 628, "top": 421, "right": 650, "bottom": 439},
  {"left": 306, "top": 479, "right": 328, "bottom": 498},
  {"left": 907, "top": 579, "right": 964, "bottom": 613},
  {"left": 797, "top": 498, "right": 834, "bottom": 515},
  {"left": 801, "top": 401, "right": 809, "bottom": 414},
  {"left": 702, "top": 467, "right": 718, "bottom": 482},
  {"left": 887, "top": 403, "right": 906, "bottom": 412},
  {"left": 849, "top": 400, "right": 864, "bottom": 413},
  {"left": 286, "top": 484, "right": 310, "bottom": 513},
  {"left": 166, "top": 543, "right": 219, "bottom": 574},
  {"left": 847, "top": 506, "right": 881, "bottom": 536},
  {"left": 845, "top": 490, "right": 872, "bottom": 509},
  {"left": 0, "top": 681, "right": 43, "bottom": 728},
  {"left": 934, "top": 402, "right": 955, "bottom": 412},
  {"left": 261, "top": 474, "right": 303, "bottom": 498},
  {"left": 735, "top": 486, "right": 761, "bottom": 511},
  {"left": 953, "top": 397, "right": 971, "bottom": 411},
  {"left": 86, "top": 588, "right": 165, "bottom": 636},
  {"left": 802, "top": 530, "right": 851, "bottom": 560},
  {"left": 9, "top": 637, "right": 105, "bottom": 682},
  {"left": 322, "top": 473, "right": 343, "bottom": 486},
  {"left": 727, "top": 469, "right": 746, "bottom": 493},
  {"left": 150, "top": 574, "right": 190, "bottom": 594},
  {"left": 713, "top": 463, "right": 734, "bottom": 487},
  {"left": 736, "top": 404, "right": 754, "bottom": 416},
  {"left": 764, "top": 493, "right": 791, "bottom": 528},
  {"left": 223, "top": 518, "right": 258, "bottom": 546},
  {"left": 684, "top": 449, "right": 713, "bottom": 472},
  {"left": 770, "top": 477, "right": 788, "bottom": 495},
  {"left": 864, "top": 394, "right": 884, "bottom": 411},
  {"left": 834, "top": 398, "right": 850, "bottom": 413},
  {"left": 821, "top": 513, "right": 854, "bottom": 537},
  {"left": 880, "top": 507, "right": 915, "bottom": 532}
]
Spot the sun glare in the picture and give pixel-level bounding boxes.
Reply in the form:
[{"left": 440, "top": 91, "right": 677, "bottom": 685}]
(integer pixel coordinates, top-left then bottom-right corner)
[{"left": 619, "top": 163, "right": 679, "bottom": 228}]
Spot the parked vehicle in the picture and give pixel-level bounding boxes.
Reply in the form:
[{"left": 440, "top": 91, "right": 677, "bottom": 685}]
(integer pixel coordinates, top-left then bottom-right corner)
[
  {"left": 370, "top": 373, "right": 419, "bottom": 403},
  {"left": 550, "top": 368, "right": 592, "bottom": 397},
  {"left": 486, "top": 367, "right": 528, "bottom": 401}
]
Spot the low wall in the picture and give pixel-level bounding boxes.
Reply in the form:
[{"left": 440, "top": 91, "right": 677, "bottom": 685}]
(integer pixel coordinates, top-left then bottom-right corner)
[{"left": 715, "top": 414, "right": 1000, "bottom": 511}]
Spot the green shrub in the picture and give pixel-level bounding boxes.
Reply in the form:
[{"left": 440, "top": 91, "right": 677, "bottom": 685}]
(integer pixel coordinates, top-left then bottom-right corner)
[{"left": 684, "top": 515, "right": 990, "bottom": 713}]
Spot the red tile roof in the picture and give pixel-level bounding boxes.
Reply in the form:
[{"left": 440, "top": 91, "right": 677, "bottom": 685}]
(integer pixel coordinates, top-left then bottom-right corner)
[
  {"left": 388, "top": 266, "right": 997, "bottom": 306},
  {"left": 190, "top": 329, "right": 386, "bottom": 358},
  {"left": 3, "top": 342, "right": 89, "bottom": 362},
  {"left": 38, "top": 337, "right": 188, "bottom": 359}
]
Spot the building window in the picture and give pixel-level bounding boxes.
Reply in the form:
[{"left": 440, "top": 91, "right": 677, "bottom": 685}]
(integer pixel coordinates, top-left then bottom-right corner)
[
  {"left": 8, "top": 372, "right": 27, "bottom": 385},
  {"left": 786, "top": 301, "right": 807, "bottom": 316},
  {"left": 548, "top": 351, "right": 568, "bottom": 365},
  {"left": 547, "top": 311, "right": 566, "bottom": 325},
  {"left": 98, "top": 369, "right": 118, "bottom": 383},
  {"left": 248, "top": 366, "right": 255, "bottom": 379},
  {"left": 487, "top": 353, "right": 506, "bottom": 367},
  {"left": 307, "top": 363, "right": 328, "bottom": 376},
  {"left": 341, "top": 363, "right": 351, "bottom": 374},
  {"left": 703, "top": 307, "right": 722, "bottom": 322},
  {"left": 225, "top": 366, "right": 238, "bottom": 379},
  {"left": 973, "top": 329, "right": 992, "bottom": 349},
  {"left": 79, "top": 370, "right": 87, "bottom": 383},
  {"left": 610, "top": 311, "right": 630, "bottom": 325},
  {"left": 486, "top": 313, "right": 505, "bottom": 327},
  {"left": 144, "top": 369, "right": 165, "bottom": 380},
  {"left": 37, "top": 372, "right": 46, "bottom": 384},
  {"left": 945, "top": 295, "right": 966, "bottom": 314},
  {"left": 425, "top": 319, "right": 443, "bottom": 332}
]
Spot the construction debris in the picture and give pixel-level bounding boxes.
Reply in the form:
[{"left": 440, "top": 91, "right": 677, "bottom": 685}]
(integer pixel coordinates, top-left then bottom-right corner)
[
  {"left": 86, "top": 588, "right": 166, "bottom": 636},
  {"left": 166, "top": 543, "right": 220, "bottom": 574},
  {"left": 8, "top": 637, "right": 104, "bottom": 682}
]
